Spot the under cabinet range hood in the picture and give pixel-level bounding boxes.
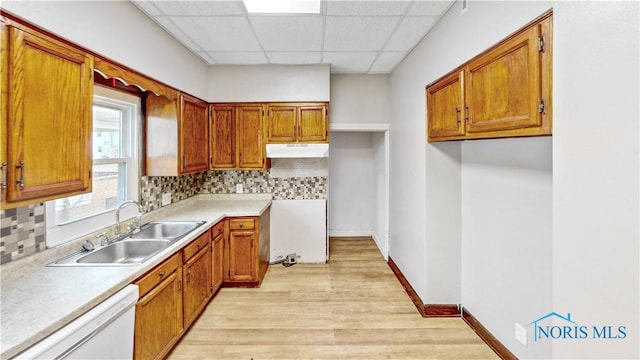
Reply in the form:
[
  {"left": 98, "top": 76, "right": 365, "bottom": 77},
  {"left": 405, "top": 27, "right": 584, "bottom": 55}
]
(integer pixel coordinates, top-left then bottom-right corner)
[{"left": 266, "top": 143, "right": 329, "bottom": 158}]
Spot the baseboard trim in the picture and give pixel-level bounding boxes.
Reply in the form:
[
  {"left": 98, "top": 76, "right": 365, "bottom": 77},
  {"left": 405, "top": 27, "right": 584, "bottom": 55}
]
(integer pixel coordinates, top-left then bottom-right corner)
[
  {"left": 462, "top": 307, "right": 518, "bottom": 360},
  {"left": 387, "top": 257, "right": 460, "bottom": 318},
  {"left": 328, "top": 230, "right": 372, "bottom": 237}
]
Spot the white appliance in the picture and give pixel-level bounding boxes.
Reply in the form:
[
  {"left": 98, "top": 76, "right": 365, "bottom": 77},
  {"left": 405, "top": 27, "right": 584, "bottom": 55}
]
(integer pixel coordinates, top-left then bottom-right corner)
[
  {"left": 266, "top": 143, "right": 329, "bottom": 158},
  {"left": 270, "top": 199, "right": 327, "bottom": 263},
  {"left": 15, "top": 284, "right": 139, "bottom": 360}
]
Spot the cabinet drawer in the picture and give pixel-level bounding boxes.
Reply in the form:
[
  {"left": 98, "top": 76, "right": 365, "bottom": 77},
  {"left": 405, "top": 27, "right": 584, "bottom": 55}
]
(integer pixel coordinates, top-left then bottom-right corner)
[
  {"left": 212, "top": 220, "right": 224, "bottom": 238},
  {"left": 228, "top": 218, "right": 255, "bottom": 230},
  {"left": 135, "top": 252, "right": 183, "bottom": 298},
  {"left": 183, "top": 230, "right": 211, "bottom": 260}
]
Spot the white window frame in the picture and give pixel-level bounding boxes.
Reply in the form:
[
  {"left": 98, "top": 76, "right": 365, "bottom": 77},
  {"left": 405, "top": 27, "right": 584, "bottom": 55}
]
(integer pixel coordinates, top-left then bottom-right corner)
[{"left": 45, "top": 86, "right": 141, "bottom": 248}]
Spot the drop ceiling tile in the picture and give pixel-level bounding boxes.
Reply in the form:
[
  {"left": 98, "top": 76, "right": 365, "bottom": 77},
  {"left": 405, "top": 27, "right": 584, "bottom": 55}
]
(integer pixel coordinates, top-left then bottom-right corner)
[
  {"left": 384, "top": 16, "right": 436, "bottom": 52},
  {"left": 249, "top": 16, "right": 323, "bottom": 51},
  {"left": 267, "top": 52, "right": 322, "bottom": 64},
  {"left": 326, "top": 1, "right": 411, "bottom": 16},
  {"left": 323, "top": 52, "right": 377, "bottom": 73},
  {"left": 324, "top": 16, "right": 399, "bottom": 52},
  {"left": 171, "top": 16, "right": 262, "bottom": 52},
  {"left": 131, "top": 1, "right": 163, "bottom": 16},
  {"left": 209, "top": 52, "right": 268, "bottom": 65},
  {"left": 155, "top": 16, "right": 203, "bottom": 52},
  {"left": 370, "top": 52, "right": 407, "bottom": 73},
  {"left": 197, "top": 52, "right": 217, "bottom": 64},
  {"left": 151, "top": 1, "right": 245, "bottom": 16},
  {"left": 407, "top": 1, "right": 453, "bottom": 16}
]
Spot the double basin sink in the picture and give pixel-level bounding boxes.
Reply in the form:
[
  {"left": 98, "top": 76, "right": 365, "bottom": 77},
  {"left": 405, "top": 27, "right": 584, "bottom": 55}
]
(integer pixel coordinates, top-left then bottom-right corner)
[{"left": 50, "top": 221, "right": 205, "bottom": 267}]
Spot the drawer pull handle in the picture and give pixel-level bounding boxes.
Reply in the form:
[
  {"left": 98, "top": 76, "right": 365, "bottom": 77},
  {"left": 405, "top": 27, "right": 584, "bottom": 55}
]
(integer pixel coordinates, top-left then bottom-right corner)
[
  {"left": 158, "top": 271, "right": 165, "bottom": 277},
  {"left": 239, "top": 224, "right": 244, "bottom": 228},
  {"left": 16, "top": 161, "right": 25, "bottom": 188}
]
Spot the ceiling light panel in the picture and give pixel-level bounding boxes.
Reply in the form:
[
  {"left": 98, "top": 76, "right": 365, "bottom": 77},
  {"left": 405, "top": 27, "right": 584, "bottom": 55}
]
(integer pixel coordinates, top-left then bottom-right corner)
[
  {"left": 243, "top": 0, "right": 321, "bottom": 14},
  {"left": 324, "top": 16, "right": 400, "bottom": 52},
  {"left": 326, "top": 1, "right": 411, "bottom": 16},
  {"left": 249, "top": 16, "right": 323, "bottom": 51},
  {"left": 209, "top": 52, "right": 269, "bottom": 64},
  {"left": 267, "top": 52, "right": 322, "bottom": 64},
  {"left": 323, "top": 52, "right": 377, "bottom": 73},
  {"left": 151, "top": 0, "right": 246, "bottom": 15},
  {"left": 407, "top": 0, "right": 453, "bottom": 16},
  {"left": 384, "top": 16, "right": 436, "bottom": 52},
  {"left": 171, "top": 16, "right": 262, "bottom": 52},
  {"left": 370, "top": 52, "right": 407, "bottom": 73}
]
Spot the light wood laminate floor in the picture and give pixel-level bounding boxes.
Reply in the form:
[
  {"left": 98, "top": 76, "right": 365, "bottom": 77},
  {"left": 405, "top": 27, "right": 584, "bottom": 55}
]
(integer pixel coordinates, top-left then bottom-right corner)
[{"left": 167, "top": 237, "right": 499, "bottom": 359}]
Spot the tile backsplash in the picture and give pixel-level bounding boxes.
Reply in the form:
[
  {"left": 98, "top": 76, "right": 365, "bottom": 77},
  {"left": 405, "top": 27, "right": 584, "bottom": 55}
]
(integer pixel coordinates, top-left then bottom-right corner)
[
  {"left": 1, "top": 159, "right": 328, "bottom": 265},
  {"left": 0, "top": 203, "right": 46, "bottom": 264}
]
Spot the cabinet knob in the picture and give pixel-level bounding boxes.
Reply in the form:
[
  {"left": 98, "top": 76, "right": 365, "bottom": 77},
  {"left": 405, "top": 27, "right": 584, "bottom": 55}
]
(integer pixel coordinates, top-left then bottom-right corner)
[
  {"left": 239, "top": 224, "right": 244, "bottom": 228},
  {"left": 158, "top": 271, "right": 165, "bottom": 277}
]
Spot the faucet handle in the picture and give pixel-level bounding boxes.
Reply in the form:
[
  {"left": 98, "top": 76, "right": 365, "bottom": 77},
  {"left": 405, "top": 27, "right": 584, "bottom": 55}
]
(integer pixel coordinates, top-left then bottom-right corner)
[{"left": 97, "top": 233, "right": 109, "bottom": 246}]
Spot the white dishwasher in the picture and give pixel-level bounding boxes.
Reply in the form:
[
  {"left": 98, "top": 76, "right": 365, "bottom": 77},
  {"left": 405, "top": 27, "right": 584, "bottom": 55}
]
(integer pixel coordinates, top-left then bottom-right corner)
[{"left": 15, "top": 284, "right": 139, "bottom": 360}]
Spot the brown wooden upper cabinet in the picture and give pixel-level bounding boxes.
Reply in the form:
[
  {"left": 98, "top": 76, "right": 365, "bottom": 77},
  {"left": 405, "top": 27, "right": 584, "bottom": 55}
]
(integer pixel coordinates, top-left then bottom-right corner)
[
  {"left": 145, "top": 92, "right": 209, "bottom": 176},
  {"left": 210, "top": 103, "right": 269, "bottom": 170},
  {"left": 427, "top": 12, "right": 552, "bottom": 142},
  {"left": 1, "top": 19, "right": 93, "bottom": 208},
  {"left": 266, "top": 103, "right": 329, "bottom": 143}
]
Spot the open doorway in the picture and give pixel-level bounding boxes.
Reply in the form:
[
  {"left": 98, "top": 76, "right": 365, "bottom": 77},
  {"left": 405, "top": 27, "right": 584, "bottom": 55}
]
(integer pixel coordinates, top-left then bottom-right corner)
[{"left": 328, "top": 124, "right": 389, "bottom": 259}]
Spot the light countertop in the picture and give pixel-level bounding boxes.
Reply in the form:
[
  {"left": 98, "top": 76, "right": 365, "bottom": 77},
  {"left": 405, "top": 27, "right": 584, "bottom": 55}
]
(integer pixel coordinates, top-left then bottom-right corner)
[{"left": 0, "top": 194, "right": 271, "bottom": 359}]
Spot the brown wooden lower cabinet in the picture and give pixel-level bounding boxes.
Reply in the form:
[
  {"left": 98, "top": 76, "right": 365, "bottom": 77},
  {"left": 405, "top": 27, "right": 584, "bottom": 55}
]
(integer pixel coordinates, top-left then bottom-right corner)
[
  {"left": 182, "top": 230, "right": 212, "bottom": 329},
  {"left": 223, "top": 211, "right": 270, "bottom": 287},
  {"left": 134, "top": 253, "right": 184, "bottom": 360},
  {"left": 211, "top": 221, "right": 225, "bottom": 294},
  {"left": 133, "top": 214, "right": 269, "bottom": 359}
]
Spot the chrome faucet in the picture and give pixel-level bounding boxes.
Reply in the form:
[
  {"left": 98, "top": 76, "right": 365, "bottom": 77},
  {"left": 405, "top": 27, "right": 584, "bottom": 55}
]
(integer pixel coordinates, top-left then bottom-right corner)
[{"left": 115, "top": 200, "right": 144, "bottom": 237}]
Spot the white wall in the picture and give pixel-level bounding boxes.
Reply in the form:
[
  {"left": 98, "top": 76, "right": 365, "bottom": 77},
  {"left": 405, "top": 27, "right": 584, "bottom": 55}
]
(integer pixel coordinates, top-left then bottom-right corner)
[
  {"left": 208, "top": 65, "right": 329, "bottom": 102},
  {"left": 371, "top": 132, "right": 386, "bottom": 254},
  {"left": 552, "top": 1, "right": 639, "bottom": 358},
  {"left": 390, "top": 0, "right": 639, "bottom": 359},
  {"left": 461, "top": 137, "right": 553, "bottom": 359},
  {"left": 328, "top": 133, "right": 374, "bottom": 237},
  {"left": 1, "top": 1, "right": 209, "bottom": 99},
  {"left": 330, "top": 74, "right": 390, "bottom": 124},
  {"left": 390, "top": 0, "right": 554, "bottom": 358}
]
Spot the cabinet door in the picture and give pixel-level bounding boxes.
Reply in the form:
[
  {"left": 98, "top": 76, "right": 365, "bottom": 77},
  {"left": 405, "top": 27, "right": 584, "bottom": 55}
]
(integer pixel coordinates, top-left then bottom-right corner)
[
  {"left": 211, "top": 233, "right": 224, "bottom": 293},
  {"left": 228, "top": 230, "right": 257, "bottom": 282},
  {"left": 236, "top": 105, "right": 265, "bottom": 169},
  {"left": 134, "top": 268, "right": 183, "bottom": 360},
  {"left": 145, "top": 93, "right": 178, "bottom": 176},
  {"left": 183, "top": 244, "right": 212, "bottom": 329},
  {"left": 180, "top": 95, "right": 209, "bottom": 174},
  {"left": 465, "top": 24, "right": 542, "bottom": 133},
  {"left": 210, "top": 105, "right": 236, "bottom": 169},
  {"left": 266, "top": 105, "right": 297, "bottom": 143},
  {"left": 427, "top": 70, "right": 465, "bottom": 141},
  {"left": 6, "top": 26, "right": 93, "bottom": 203},
  {"left": 1, "top": 20, "right": 8, "bottom": 204},
  {"left": 298, "top": 105, "right": 328, "bottom": 142}
]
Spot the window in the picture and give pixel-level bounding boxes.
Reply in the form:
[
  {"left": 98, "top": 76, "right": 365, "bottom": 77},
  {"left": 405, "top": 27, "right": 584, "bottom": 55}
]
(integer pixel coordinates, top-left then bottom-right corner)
[{"left": 46, "top": 86, "right": 141, "bottom": 247}]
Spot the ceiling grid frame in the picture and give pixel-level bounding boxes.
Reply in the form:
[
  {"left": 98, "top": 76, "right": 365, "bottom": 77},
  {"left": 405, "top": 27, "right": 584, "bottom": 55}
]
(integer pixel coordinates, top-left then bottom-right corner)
[{"left": 131, "top": 0, "right": 455, "bottom": 74}]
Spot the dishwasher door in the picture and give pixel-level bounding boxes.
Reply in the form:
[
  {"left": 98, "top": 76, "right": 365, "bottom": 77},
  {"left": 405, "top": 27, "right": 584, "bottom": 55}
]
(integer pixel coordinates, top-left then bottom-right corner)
[{"left": 15, "top": 284, "right": 139, "bottom": 360}]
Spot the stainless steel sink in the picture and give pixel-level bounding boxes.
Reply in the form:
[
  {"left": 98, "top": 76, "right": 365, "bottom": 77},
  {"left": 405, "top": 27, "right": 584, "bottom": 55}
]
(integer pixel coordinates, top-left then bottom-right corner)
[
  {"left": 76, "top": 240, "right": 170, "bottom": 265},
  {"left": 129, "top": 221, "right": 205, "bottom": 241},
  {"left": 49, "top": 220, "right": 206, "bottom": 266}
]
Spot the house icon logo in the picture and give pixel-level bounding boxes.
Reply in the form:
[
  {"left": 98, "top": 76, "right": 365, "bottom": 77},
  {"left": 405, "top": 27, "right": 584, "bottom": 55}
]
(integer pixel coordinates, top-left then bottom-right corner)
[{"left": 527, "top": 312, "right": 627, "bottom": 342}]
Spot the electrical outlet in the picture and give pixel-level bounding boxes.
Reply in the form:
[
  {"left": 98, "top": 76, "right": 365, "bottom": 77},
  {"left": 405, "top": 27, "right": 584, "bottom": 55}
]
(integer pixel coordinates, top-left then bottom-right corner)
[
  {"left": 515, "top": 322, "right": 527, "bottom": 347},
  {"left": 161, "top": 192, "right": 171, "bottom": 206},
  {"left": 235, "top": 183, "right": 243, "bottom": 194}
]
